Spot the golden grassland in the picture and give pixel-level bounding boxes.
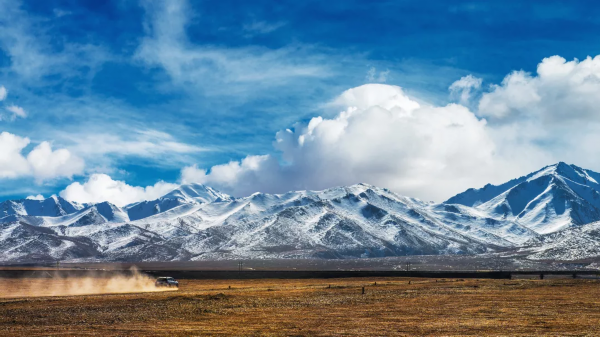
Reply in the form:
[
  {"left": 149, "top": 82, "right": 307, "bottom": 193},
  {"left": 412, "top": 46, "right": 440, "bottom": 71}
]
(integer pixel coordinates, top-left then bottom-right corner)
[{"left": 1, "top": 277, "right": 600, "bottom": 336}]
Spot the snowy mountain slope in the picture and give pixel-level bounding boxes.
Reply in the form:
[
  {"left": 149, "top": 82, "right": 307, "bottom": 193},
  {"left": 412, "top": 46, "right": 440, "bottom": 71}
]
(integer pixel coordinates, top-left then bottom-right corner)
[
  {"left": 124, "top": 183, "right": 232, "bottom": 221},
  {"left": 525, "top": 221, "right": 600, "bottom": 261},
  {"left": 445, "top": 162, "right": 600, "bottom": 234},
  {"left": 0, "top": 221, "right": 99, "bottom": 262},
  {"left": 4, "top": 163, "right": 600, "bottom": 262},
  {"left": 161, "top": 183, "right": 534, "bottom": 260},
  {"left": 0, "top": 195, "right": 83, "bottom": 218},
  {"left": 446, "top": 177, "right": 529, "bottom": 207},
  {"left": 0, "top": 183, "right": 533, "bottom": 262},
  {"left": 37, "top": 202, "right": 129, "bottom": 229}
]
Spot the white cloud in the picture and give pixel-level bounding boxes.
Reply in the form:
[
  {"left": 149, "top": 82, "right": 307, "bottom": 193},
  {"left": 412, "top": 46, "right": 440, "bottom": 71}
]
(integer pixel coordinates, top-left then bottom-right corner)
[
  {"left": 181, "top": 55, "right": 600, "bottom": 201},
  {"left": 0, "top": 131, "right": 84, "bottom": 181},
  {"left": 181, "top": 84, "right": 536, "bottom": 201},
  {"left": 332, "top": 83, "right": 421, "bottom": 112},
  {"left": 181, "top": 155, "right": 281, "bottom": 197},
  {"left": 474, "top": 55, "right": 600, "bottom": 174},
  {"left": 5, "top": 105, "right": 27, "bottom": 120},
  {"left": 478, "top": 70, "right": 539, "bottom": 119},
  {"left": 27, "top": 141, "right": 84, "bottom": 182},
  {"left": 479, "top": 55, "right": 600, "bottom": 121},
  {"left": 60, "top": 173, "right": 178, "bottom": 207},
  {"left": 0, "top": 86, "right": 6, "bottom": 101},
  {"left": 449, "top": 74, "right": 482, "bottom": 105},
  {"left": 26, "top": 194, "right": 45, "bottom": 200},
  {"left": 180, "top": 164, "right": 206, "bottom": 183},
  {"left": 0, "top": 132, "right": 32, "bottom": 178}
]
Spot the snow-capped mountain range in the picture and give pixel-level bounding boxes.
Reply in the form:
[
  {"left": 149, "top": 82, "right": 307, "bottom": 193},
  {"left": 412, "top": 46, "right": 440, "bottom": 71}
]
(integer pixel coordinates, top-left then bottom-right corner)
[{"left": 2, "top": 162, "right": 600, "bottom": 263}]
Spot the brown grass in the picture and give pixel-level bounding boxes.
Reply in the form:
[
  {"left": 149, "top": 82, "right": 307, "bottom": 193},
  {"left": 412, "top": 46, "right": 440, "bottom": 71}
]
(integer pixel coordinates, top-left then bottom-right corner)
[{"left": 0, "top": 277, "right": 599, "bottom": 336}]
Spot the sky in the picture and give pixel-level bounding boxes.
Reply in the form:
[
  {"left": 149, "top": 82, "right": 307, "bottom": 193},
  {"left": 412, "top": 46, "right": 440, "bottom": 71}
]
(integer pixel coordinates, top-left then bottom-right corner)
[{"left": 2, "top": 0, "right": 600, "bottom": 205}]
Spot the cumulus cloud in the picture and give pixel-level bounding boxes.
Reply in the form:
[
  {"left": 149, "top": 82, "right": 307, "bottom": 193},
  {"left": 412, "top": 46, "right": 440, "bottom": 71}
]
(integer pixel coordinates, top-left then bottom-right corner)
[
  {"left": 478, "top": 70, "right": 539, "bottom": 119},
  {"left": 180, "top": 55, "right": 600, "bottom": 201},
  {"left": 449, "top": 74, "right": 482, "bottom": 105},
  {"left": 60, "top": 173, "right": 178, "bottom": 207},
  {"left": 475, "top": 55, "right": 600, "bottom": 172},
  {"left": 479, "top": 55, "right": 600, "bottom": 121},
  {"left": 0, "top": 132, "right": 32, "bottom": 178},
  {"left": 27, "top": 141, "right": 84, "bottom": 181},
  {"left": 180, "top": 84, "right": 537, "bottom": 201},
  {"left": 48, "top": 54, "right": 600, "bottom": 204},
  {"left": 180, "top": 164, "right": 206, "bottom": 183},
  {"left": 0, "top": 86, "right": 6, "bottom": 101},
  {"left": 181, "top": 155, "right": 282, "bottom": 197},
  {"left": 0, "top": 132, "right": 84, "bottom": 181}
]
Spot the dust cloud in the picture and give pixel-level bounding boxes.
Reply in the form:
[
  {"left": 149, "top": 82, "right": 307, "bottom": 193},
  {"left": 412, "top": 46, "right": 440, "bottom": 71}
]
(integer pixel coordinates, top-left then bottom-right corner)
[{"left": 0, "top": 268, "right": 177, "bottom": 298}]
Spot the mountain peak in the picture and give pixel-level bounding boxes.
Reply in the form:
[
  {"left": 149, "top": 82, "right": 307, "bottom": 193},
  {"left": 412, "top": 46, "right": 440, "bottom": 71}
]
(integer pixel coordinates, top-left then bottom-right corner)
[
  {"left": 446, "top": 162, "right": 600, "bottom": 234},
  {"left": 163, "top": 183, "right": 231, "bottom": 202},
  {"left": 93, "top": 201, "right": 129, "bottom": 222},
  {"left": 528, "top": 162, "right": 599, "bottom": 186},
  {"left": 125, "top": 183, "right": 231, "bottom": 221},
  {"left": 0, "top": 194, "right": 82, "bottom": 218}
]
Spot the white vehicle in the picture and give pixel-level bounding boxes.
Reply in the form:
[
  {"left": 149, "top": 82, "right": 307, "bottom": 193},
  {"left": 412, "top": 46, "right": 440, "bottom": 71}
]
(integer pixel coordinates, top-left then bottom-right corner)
[{"left": 155, "top": 277, "right": 179, "bottom": 288}]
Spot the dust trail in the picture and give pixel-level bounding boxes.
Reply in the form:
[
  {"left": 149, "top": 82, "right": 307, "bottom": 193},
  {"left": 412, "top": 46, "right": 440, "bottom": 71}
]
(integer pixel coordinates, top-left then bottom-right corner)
[{"left": 0, "top": 267, "right": 177, "bottom": 298}]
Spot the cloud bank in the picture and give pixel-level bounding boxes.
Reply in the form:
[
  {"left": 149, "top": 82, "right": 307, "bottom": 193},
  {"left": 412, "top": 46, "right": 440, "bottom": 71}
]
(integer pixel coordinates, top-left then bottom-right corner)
[
  {"left": 60, "top": 54, "right": 600, "bottom": 205},
  {"left": 181, "top": 55, "right": 600, "bottom": 201},
  {"left": 180, "top": 83, "right": 520, "bottom": 201}
]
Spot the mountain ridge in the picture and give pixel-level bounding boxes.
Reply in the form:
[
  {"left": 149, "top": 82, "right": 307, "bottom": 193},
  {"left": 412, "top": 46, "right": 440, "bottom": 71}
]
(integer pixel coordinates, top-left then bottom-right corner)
[
  {"left": 2, "top": 163, "right": 600, "bottom": 263},
  {"left": 444, "top": 162, "right": 600, "bottom": 234}
]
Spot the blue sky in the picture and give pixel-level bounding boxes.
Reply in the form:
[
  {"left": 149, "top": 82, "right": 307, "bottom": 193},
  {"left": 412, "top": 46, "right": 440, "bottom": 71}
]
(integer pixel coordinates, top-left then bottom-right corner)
[{"left": 2, "top": 0, "right": 600, "bottom": 204}]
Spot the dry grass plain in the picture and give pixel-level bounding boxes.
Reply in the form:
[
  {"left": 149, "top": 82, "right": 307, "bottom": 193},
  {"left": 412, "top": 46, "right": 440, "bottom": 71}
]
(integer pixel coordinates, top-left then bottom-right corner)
[{"left": 1, "top": 277, "right": 600, "bottom": 336}]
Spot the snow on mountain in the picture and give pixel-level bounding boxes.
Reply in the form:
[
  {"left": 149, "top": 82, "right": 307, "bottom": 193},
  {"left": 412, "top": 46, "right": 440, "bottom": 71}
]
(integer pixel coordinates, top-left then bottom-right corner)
[
  {"left": 445, "top": 162, "right": 600, "bottom": 234},
  {"left": 0, "top": 195, "right": 83, "bottom": 219},
  {"left": 173, "top": 184, "right": 526, "bottom": 260},
  {"left": 124, "top": 183, "right": 232, "bottom": 221},
  {"left": 3, "top": 163, "right": 600, "bottom": 263},
  {"left": 525, "top": 221, "right": 600, "bottom": 261},
  {"left": 39, "top": 201, "right": 129, "bottom": 229},
  {"left": 0, "top": 221, "right": 99, "bottom": 262}
]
